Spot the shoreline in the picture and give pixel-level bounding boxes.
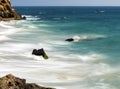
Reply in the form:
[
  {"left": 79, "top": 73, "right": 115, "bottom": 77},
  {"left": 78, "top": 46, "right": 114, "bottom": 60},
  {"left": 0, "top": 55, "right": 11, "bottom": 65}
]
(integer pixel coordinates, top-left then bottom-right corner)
[{"left": 0, "top": 17, "right": 15, "bottom": 21}]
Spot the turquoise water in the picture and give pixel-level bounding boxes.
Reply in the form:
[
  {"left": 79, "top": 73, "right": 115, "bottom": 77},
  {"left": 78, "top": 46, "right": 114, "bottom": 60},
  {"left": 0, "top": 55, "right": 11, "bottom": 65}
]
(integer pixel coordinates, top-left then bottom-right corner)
[{"left": 0, "top": 6, "right": 120, "bottom": 89}]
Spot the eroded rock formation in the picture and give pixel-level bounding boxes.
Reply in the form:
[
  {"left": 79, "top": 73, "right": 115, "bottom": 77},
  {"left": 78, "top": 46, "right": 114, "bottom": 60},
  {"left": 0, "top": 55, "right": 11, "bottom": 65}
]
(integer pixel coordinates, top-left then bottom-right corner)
[
  {"left": 0, "top": 0, "right": 22, "bottom": 21},
  {"left": 0, "top": 74, "right": 55, "bottom": 89}
]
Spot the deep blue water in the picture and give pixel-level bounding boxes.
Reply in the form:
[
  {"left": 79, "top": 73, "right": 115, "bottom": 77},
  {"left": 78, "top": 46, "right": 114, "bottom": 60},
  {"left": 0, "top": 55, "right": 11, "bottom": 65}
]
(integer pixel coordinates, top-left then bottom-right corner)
[{"left": 14, "top": 6, "right": 120, "bottom": 63}]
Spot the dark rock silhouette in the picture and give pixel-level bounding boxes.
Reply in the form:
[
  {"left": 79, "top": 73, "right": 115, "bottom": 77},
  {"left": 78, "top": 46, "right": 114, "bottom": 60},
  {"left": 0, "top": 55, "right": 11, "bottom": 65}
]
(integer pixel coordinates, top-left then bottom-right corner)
[
  {"left": 65, "top": 38, "right": 74, "bottom": 42},
  {"left": 32, "top": 48, "right": 49, "bottom": 59},
  {"left": 0, "top": 74, "right": 55, "bottom": 89},
  {"left": 22, "top": 16, "right": 26, "bottom": 20}
]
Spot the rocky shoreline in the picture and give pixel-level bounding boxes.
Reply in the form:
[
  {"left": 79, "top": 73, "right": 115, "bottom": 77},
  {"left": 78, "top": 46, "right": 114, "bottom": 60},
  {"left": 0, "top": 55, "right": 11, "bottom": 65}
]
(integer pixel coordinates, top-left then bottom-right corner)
[
  {"left": 0, "top": 0, "right": 55, "bottom": 89},
  {"left": 0, "top": 0, "right": 24, "bottom": 21},
  {"left": 0, "top": 74, "right": 55, "bottom": 89}
]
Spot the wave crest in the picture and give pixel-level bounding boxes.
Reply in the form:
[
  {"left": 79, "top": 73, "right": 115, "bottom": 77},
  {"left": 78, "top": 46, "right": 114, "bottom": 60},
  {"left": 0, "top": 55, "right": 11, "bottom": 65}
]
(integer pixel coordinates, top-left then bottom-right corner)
[
  {"left": 23, "top": 15, "right": 40, "bottom": 21},
  {"left": 72, "top": 34, "right": 105, "bottom": 42}
]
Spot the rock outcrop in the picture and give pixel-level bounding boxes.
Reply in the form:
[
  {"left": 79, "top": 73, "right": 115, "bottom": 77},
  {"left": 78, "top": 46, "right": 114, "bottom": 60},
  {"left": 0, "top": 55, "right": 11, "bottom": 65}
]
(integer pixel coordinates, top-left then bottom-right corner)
[
  {"left": 0, "top": 74, "right": 55, "bottom": 89},
  {"left": 32, "top": 48, "right": 49, "bottom": 60},
  {"left": 0, "top": 0, "right": 23, "bottom": 21}
]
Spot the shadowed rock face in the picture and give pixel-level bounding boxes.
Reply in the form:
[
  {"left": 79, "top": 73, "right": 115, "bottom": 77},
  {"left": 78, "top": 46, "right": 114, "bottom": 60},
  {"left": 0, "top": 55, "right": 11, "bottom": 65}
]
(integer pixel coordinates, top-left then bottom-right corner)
[
  {"left": 0, "top": 0, "right": 22, "bottom": 21},
  {"left": 0, "top": 74, "right": 55, "bottom": 89}
]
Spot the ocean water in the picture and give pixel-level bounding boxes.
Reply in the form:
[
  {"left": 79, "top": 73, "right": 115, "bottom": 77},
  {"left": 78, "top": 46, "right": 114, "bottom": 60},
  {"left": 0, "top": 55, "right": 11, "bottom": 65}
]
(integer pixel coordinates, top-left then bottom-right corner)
[{"left": 0, "top": 6, "right": 120, "bottom": 89}]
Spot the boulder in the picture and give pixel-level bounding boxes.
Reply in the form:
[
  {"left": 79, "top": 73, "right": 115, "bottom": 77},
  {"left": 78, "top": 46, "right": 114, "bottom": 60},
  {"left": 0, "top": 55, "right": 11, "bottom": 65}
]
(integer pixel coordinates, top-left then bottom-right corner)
[
  {"left": 0, "top": 74, "right": 55, "bottom": 89},
  {"left": 32, "top": 48, "right": 49, "bottom": 59},
  {"left": 0, "top": 74, "right": 26, "bottom": 89},
  {"left": 65, "top": 38, "right": 74, "bottom": 42}
]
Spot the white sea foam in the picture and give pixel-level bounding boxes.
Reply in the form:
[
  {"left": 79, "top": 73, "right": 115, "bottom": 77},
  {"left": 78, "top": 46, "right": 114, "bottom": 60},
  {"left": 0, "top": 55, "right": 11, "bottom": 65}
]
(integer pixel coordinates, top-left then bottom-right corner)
[
  {"left": 0, "top": 22, "right": 14, "bottom": 29},
  {"left": 56, "top": 87, "right": 66, "bottom": 89},
  {"left": 0, "top": 43, "right": 35, "bottom": 53},
  {"left": 0, "top": 28, "right": 21, "bottom": 35},
  {"left": 76, "top": 53, "right": 107, "bottom": 62},
  {"left": 50, "top": 52, "right": 106, "bottom": 62},
  {"left": 71, "top": 34, "right": 105, "bottom": 42},
  {"left": 38, "top": 43, "right": 54, "bottom": 51},
  {"left": 21, "top": 53, "right": 45, "bottom": 61},
  {"left": 23, "top": 15, "right": 40, "bottom": 21},
  {"left": 0, "top": 20, "right": 23, "bottom": 37},
  {"left": 27, "top": 18, "right": 40, "bottom": 21},
  {"left": 22, "top": 15, "right": 36, "bottom": 17},
  {"left": 0, "top": 46, "right": 114, "bottom": 89},
  {"left": 28, "top": 25, "right": 37, "bottom": 28},
  {"left": 0, "top": 36, "right": 11, "bottom": 41},
  {"left": 92, "top": 63, "right": 111, "bottom": 76}
]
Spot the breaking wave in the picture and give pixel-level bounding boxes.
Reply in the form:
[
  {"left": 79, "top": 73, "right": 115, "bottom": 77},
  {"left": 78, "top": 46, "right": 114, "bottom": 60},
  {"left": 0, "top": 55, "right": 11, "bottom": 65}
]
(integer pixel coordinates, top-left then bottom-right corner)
[
  {"left": 22, "top": 15, "right": 40, "bottom": 21},
  {"left": 70, "top": 34, "right": 106, "bottom": 42}
]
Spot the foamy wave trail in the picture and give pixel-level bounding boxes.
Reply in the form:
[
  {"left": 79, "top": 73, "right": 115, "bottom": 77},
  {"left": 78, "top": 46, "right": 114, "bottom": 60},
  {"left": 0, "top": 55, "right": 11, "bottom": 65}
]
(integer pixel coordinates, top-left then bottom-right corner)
[
  {"left": 0, "top": 43, "right": 35, "bottom": 52},
  {"left": 0, "top": 22, "right": 15, "bottom": 29},
  {"left": 0, "top": 20, "right": 24, "bottom": 36},
  {"left": 71, "top": 34, "right": 106, "bottom": 42},
  {"left": 23, "top": 15, "right": 40, "bottom": 21},
  {"left": 0, "top": 36, "right": 11, "bottom": 41},
  {"left": 0, "top": 28, "right": 21, "bottom": 36},
  {"left": 49, "top": 51, "right": 107, "bottom": 63}
]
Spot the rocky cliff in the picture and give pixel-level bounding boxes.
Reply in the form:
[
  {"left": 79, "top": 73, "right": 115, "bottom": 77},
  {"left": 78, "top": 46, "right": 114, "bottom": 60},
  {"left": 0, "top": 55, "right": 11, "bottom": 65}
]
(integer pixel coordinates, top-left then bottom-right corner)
[
  {"left": 0, "top": 74, "right": 55, "bottom": 89},
  {"left": 0, "top": 0, "right": 22, "bottom": 21}
]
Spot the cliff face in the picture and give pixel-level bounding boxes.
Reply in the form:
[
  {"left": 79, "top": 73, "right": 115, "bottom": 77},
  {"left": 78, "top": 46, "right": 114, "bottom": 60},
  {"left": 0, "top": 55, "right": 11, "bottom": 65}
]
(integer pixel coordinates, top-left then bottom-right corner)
[
  {"left": 0, "top": 0, "right": 22, "bottom": 21},
  {"left": 0, "top": 74, "right": 55, "bottom": 89}
]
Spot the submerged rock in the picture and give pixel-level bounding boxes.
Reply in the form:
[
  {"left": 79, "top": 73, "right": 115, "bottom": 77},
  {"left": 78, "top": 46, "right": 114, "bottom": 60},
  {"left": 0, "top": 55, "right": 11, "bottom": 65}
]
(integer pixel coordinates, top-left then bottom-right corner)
[
  {"left": 0, "top": 0, "right": 23, "bottom": 21},
  {"left": 0, "top": 74, "right": 55, "bottom": 89}
]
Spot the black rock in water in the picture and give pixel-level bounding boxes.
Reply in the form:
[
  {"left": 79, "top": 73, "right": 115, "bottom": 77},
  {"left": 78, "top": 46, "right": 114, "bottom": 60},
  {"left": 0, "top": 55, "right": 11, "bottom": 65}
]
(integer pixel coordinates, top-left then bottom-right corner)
[
  {"left": 65, "top": 38, "right": 74, "bottom": 42},
  {"left": 32, "top": 48, "right": 49, "bottom": 59}
]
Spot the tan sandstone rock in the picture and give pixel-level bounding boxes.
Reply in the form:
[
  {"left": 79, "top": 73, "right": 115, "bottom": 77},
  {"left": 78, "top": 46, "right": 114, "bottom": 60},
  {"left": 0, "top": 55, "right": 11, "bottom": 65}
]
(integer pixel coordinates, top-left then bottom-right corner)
[
  {"left": 0, "top": 74, "right": 55, "bottom": 89},
  {"left": 0, "top": 0, "right": 23, "bottom": 21}
]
